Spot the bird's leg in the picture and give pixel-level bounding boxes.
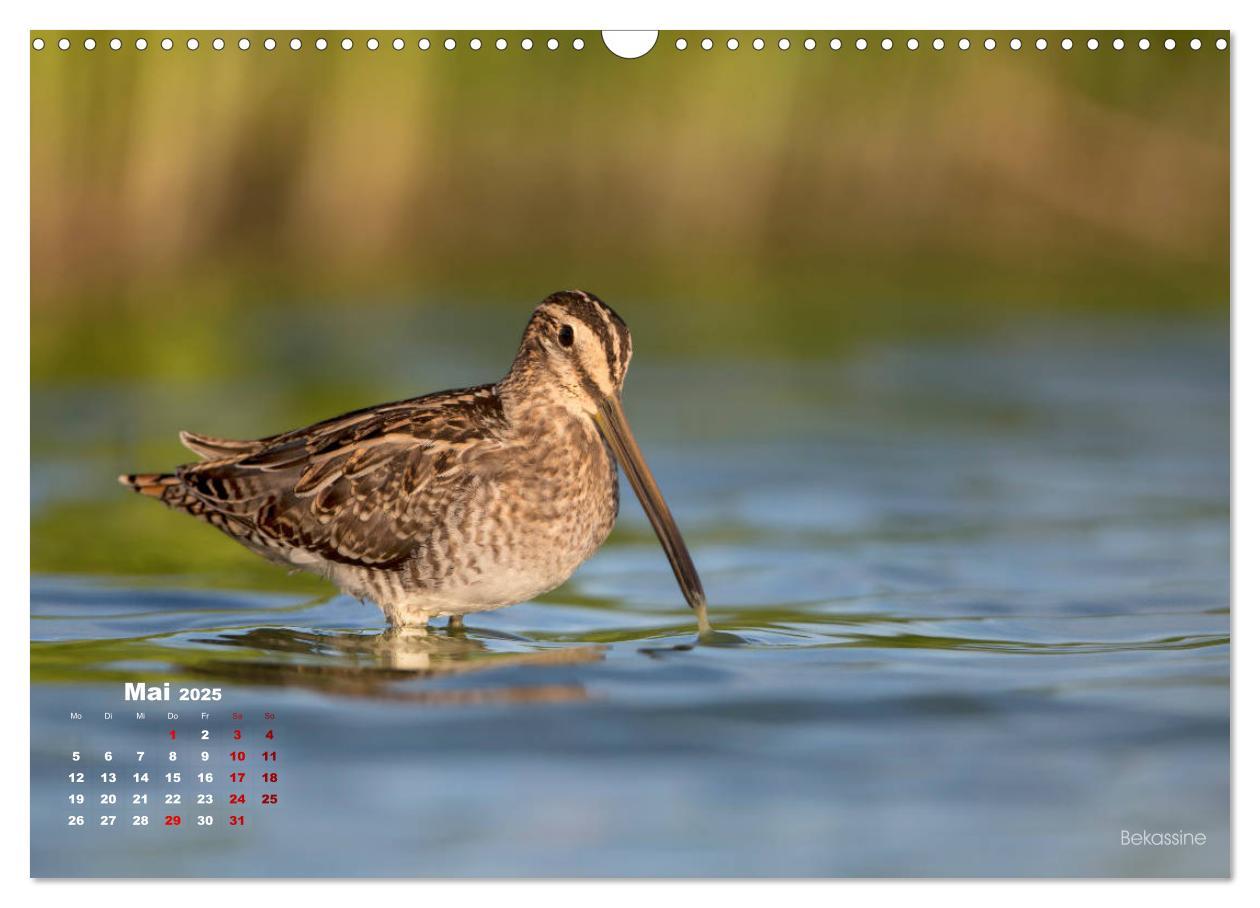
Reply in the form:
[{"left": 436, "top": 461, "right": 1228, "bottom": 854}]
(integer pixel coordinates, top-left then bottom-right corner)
[
  {"left": 383, "top": 602, "right": 429, "bottom": 629},
  {"left": 447, "top": 615, "right": 465, "bottom": 632}
]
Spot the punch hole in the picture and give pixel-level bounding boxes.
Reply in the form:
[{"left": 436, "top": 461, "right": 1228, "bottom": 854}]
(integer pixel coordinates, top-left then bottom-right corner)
[
  {"left": 212, "top": 38, "right": 224, "bottom": 51},
  {"left": 1164, "top": 38, "right": 1176, "bottom": 50},
  {"left": 547, "top": 38, "right": 559, "bottom": 51},
  {"left": 804, "top": 38, "right": 816, "bottom": 50},
  {"left": 1061, "top": 38, "right": 1073, "bottom": 50},
  {"left": 84, "top": 38, "right": 96, "bottom": 50},
  {"left": 471, "top": 38, "right": 483, "bottom": 50},
  {"left": 831, "top": 38, "right": 842, "bottom": 50},
  {"left": 880, "top": 38, "right": 892, "bottom": 50},
  {"left": 496, "top": 38, "right": 507, "bottom": 50},
  {"left": 1216, "top": 38, "right": 1227, "bottom": 50},
  {"left": 161, "top": 38, "right": 173, "bottom": 51},
  {"left": 316, "top": 38, "right": 327, "bottom": 51},
  {"left": 1087, "top": 38, "right": 1099, "bottom": 50},
  {"left": 675, "top": 38, "right": 687, "bottom": 50},
  {"left": 186, "top": 37, "right": 198, "bottom": 50},
  {"left": 1036, "top": 38, "right": 1047, "bottom": 50},
  {"left": 1112, "top": 38, "right": 1123, "bottom": 50},
  {"left": 753, "top": 37, "right": 765, "bottom": 51},
  {"left": 603, "top": 31, "right": 656, "bottom": 58},
  {"left": 137, "top": 37, "right": 148, "bottom": 50},
  {"left": 445, "top": 38, "right": 456, "bottom": 51},
  {"left": 727, "top": 38, "right": 739, "bottom": 50},
  {"left": 520, "top": 38, "right": 532, "bottom": 50},
  {"left": 290, "top": 38, "right": 302, "bottom": 51},
  {"left": 367, "top": 38, "right": 379, "bottom": 50},
  {"left": 264, "top": 38, "right": 276, "bottom": 51},
  {"left": 907, "top": 38, "right": 919, "bottom": 50},
  {"left": 1190, "top": 38, "right": 1201, "bottom": 50},
  {"left": 239, "top": 38, "right": 250, "bottom": 50},
  {"left": 932, "top": 38, "right": 944, "bottom": 50},
  {"left": 856, "top": 38, "right": 868, "bottom": 50},
  {"left": 420, "top": 38, "right": 431, "bottom": 50},
  {"left": 778, "top": 38, "right": 789, "bottom": 50},
  {"left": 32, "top": 37, "right": 44, "bottom": 50},
  {"left": 58, "top": 37, "right": 69, "bottom": 50},
  {"left": 111, "top": 38, "right": 122, "bottom": 50},
  {"left": 983, "top": 37, "right": 996, "bottom": 50},
  {"left": 701, "top": 38, "right": 713, "bottom": 51},
  {"left": 393, "top": 38, "right": 404, "bottom": 50},
  {"left": 1138, "top": 38, "right": 1150, "bottom": 50},
  {"left": 1010, "top": 37, "right": 1021, "bottom": 50},
  {"left": 958, "top": 38, "right": 970, "bottom": 50},
  {"left": 572, "top": 38, "right": 583, "bottom": 50}
]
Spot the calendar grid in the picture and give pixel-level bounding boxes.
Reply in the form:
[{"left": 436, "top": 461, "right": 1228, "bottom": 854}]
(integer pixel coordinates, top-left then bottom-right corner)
[{"left": 61, "top": 693, "right": 281, "bottom": 837}]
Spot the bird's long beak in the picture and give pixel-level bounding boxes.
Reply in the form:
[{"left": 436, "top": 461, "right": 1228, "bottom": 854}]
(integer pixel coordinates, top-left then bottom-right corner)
[{"left": 594, "top": 396, "right": 711, "bottom": 634}]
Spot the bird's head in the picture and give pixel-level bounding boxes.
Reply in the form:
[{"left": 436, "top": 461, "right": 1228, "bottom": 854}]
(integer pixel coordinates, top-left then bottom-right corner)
[{"left": 515, "top": 289, "right": 633, "bottom": 412}]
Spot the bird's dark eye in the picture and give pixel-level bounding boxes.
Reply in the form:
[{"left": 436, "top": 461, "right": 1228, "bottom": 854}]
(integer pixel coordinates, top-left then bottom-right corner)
[{"left": 558, "top": 324, "right": 575, "bottom": 347}]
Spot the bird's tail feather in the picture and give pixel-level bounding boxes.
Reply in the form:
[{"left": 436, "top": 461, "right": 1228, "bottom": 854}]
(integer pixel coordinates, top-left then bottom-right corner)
[
  {"left": 119, "top": 470, "right": 287, "bottom": 566},
  {"left": 118, "top": 472, "right": 189, "bottom": 505}
]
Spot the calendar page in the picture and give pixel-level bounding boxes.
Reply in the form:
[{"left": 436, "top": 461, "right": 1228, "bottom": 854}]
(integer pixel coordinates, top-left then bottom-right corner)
[{"left": 29, "top": 27, "right": 1230, "bottom": 879}]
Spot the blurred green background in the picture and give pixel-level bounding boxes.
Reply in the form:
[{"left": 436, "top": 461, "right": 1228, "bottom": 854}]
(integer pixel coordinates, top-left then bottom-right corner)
[
  {"left": 31, "top": 30, "right": 1229, "bottom": 580},
  {"left": 32, "top": 30, "right": 1228, "bottom": 370}
]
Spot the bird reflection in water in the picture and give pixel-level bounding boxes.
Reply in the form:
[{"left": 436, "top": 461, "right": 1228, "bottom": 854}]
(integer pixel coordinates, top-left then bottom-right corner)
[{"left": 188, "top": 625, "right": 604, "bottom": 705}]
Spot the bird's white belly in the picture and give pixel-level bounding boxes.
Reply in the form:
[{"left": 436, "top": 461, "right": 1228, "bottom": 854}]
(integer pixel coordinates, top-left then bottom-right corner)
[
  {"left": 433, "top": 566, "right": 571, "bottom": 615},
  {"left": 327, "top": 547, "right": 590, "bottom": 625}
]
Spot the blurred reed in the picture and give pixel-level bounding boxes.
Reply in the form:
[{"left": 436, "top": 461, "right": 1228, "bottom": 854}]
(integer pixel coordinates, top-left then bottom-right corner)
[{"left": 31, "top": 31, "right": 1228, "bottom": 378}]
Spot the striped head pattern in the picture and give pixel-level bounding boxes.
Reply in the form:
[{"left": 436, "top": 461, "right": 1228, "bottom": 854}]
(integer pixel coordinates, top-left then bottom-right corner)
[{"left": 515, "top": 290, "right": 634, "bottom": 407}]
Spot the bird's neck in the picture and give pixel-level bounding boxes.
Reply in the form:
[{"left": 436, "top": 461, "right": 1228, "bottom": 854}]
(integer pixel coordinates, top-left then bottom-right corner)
[{"left": 496, "top": 355, "right": 587, "bottom": 437}]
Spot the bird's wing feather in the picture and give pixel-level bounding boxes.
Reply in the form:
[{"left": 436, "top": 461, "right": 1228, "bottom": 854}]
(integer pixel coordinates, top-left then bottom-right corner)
[
  {"left": 179, "top": 431, "right": 266, "bottom": 460},
  {"left": 175, "top": 386, "right": 509, "bottom": 569}
]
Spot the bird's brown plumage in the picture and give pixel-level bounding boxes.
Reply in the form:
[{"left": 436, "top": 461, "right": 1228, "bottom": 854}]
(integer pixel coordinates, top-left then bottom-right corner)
[{"left": 178, "top": 387, "right": 507, "bottom": 569}]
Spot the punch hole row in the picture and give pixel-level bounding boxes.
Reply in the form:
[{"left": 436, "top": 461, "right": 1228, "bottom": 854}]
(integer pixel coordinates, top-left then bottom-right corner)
[
  {"left": 30, "top": 34, "right": 1230, "bottom": 54},
  {"left": 30, "top": 35, "right": 592, "bottom": 52},
  {"left": 672, "top": 35, "right": 1227, "bottom": 52}
]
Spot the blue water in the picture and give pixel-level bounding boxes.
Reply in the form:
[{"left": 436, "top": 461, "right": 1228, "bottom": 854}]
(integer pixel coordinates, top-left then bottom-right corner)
[{"left": 31, "top": 314, "right": 1229, "bottom": 876}]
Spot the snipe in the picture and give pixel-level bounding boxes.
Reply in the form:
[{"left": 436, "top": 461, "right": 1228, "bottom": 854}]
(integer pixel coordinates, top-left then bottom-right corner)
[{"left": 121, "top": 290, "right": 710, "bottom": 631}]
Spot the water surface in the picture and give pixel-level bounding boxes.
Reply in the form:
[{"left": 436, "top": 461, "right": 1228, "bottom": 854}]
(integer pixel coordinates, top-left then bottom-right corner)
[{"left": 31, "top": 312, "right": 1229, "bottom": 876}]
